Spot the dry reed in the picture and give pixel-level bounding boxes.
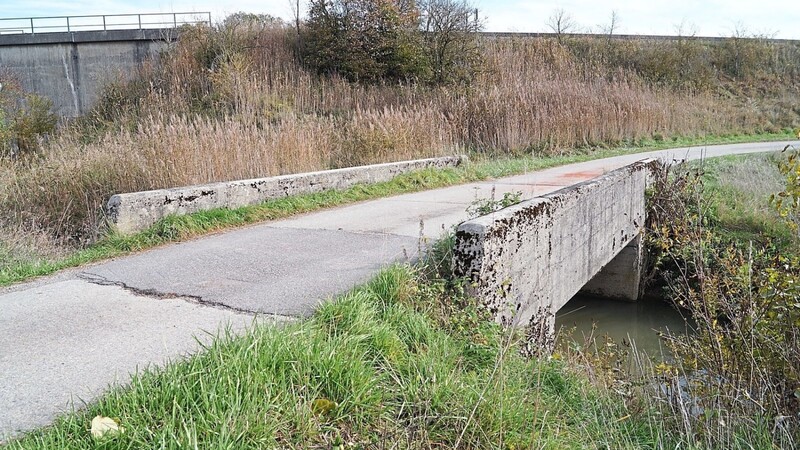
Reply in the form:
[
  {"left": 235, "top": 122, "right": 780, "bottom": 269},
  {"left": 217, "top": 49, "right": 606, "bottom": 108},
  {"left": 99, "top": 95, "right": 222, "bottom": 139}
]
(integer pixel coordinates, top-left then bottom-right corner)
[{"left": 0, "top": 25, "right": 791, "bottom": 245}]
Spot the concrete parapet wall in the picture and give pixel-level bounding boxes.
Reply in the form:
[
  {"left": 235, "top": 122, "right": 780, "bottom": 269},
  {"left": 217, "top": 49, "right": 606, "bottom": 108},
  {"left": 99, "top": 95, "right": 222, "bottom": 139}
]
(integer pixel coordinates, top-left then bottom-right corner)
[
  {"left": 107, "top": 156, "right": 465, "bottom": 235},
  {"left": 453, "top": 159, "right": 658, "bottom": 348}
]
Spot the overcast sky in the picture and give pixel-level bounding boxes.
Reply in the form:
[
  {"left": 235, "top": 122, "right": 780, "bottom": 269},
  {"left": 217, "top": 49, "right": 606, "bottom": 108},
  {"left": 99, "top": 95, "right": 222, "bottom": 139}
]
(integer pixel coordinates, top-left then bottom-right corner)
[{"left": 0, "top": 0, "right": 797, "bottom": 39}]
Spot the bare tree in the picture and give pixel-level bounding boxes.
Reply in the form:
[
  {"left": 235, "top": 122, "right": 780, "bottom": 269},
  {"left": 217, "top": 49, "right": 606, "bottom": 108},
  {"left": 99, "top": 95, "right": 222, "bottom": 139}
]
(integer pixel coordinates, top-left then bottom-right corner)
[
  {"left": 546, "top": 8, "right": 576, "bottom": 42},
  {"left": 419, "top": 0, "right": 483, "bottom": 83},
  {"left": 603, "top": 10, "right": 620, "bottom": 36}
]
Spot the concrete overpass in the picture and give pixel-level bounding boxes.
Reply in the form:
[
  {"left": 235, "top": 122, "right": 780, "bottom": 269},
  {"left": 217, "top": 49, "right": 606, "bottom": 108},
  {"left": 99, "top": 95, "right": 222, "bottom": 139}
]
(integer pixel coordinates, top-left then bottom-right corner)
[{"left": 0, "top": 13, "right": 208, "bottom": 117}]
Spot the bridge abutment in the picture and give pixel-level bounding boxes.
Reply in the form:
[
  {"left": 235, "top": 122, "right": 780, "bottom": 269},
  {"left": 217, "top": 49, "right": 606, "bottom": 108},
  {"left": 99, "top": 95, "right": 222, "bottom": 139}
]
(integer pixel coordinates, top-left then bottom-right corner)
[
  {"left": 0, "top": 29, "right": 174, "bottom": 117},
  {"left": 580, "top": 234, "right": 643, "bottom": 302}
]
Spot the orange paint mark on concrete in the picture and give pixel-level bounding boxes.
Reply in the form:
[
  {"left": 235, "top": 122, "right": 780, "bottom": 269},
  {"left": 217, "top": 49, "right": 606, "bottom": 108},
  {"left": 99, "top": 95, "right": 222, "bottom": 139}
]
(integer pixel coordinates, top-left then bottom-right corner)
[{"left": 557, "top": 170, "right": 605, "bottom": 180}]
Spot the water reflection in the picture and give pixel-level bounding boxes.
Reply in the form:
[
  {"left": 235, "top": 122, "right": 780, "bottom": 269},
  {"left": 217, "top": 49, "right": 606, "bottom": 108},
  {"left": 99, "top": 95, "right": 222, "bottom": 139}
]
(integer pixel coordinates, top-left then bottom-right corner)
[{"left": 555, "top": 295, "right": 692, "bottom": 361}]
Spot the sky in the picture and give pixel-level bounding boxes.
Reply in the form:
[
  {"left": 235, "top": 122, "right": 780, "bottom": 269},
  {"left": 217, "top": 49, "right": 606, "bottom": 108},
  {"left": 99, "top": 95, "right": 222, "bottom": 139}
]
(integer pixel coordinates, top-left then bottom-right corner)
[{"left": 0, "top": 0, "right": 797, "bottom": 39}]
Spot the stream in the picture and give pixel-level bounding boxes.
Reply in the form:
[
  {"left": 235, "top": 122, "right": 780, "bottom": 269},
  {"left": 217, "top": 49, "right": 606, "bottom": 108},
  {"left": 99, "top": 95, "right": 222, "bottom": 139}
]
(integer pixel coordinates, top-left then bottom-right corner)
[{"left": 555, "top": 295, "right": 693, "bottom": 363}]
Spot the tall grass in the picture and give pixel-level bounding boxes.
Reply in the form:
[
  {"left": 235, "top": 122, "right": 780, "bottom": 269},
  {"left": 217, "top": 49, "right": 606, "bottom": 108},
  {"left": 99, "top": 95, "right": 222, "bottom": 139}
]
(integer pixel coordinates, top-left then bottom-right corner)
[
  {"left": 7, "top": 264, "right": 657, "bottom": 449},
  {"left": 1, "top": 22, "right": 797, "bottom": 247}
]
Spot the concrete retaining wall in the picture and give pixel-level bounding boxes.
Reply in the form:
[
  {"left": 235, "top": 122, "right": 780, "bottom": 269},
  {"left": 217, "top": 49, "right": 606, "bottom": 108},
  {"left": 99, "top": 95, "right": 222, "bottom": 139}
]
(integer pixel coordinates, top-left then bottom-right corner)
[
  {"left": 452, "top": 159, "right": 658, "bottom": 350},
  {"left": 107, "top": 156, "right": 465, "bottom": 235},
  {"left": 0, "top": 29, "right": 172, "bottom": 117}
]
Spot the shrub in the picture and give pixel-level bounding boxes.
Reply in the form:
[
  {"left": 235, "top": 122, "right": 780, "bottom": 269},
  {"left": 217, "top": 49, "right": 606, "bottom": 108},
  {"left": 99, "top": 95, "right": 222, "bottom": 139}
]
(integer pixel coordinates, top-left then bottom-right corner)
[
  {"left": 301, "top": 0, "right": 481, "bottom": 84},
  {"left": 301, "top": 0, "right": 429, "bottom": 82},
  {"left": 645, "top": 158, "right": 800, "bottom": 447},
  {"left": 0, "top": 78, "right": 57, "bottom": 159}
]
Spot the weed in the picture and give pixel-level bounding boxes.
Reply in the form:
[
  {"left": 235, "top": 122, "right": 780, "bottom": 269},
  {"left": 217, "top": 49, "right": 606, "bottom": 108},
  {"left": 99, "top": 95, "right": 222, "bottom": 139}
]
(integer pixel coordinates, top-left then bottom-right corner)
[{"left": 466, "top": 187, "right": 522, "bottom": 218}]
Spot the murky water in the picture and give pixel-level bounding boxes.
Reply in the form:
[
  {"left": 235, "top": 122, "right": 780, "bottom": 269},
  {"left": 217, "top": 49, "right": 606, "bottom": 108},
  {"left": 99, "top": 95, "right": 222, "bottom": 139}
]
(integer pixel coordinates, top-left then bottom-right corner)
[{"left": 555, "top": 295, "right": 692, "bottom": 361}]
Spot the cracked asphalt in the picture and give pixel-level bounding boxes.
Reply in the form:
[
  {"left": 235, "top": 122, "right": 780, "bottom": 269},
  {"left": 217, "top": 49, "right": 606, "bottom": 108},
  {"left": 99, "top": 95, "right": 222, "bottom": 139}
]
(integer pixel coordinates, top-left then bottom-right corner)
[{"left": 1, "top": 140, "right": 796, "bottom": 439}]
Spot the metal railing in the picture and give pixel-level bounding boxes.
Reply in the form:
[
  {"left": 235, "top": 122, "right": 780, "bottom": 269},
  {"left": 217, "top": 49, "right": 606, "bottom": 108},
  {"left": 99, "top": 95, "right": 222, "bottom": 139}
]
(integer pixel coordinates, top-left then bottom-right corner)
[{"left": 0, "top": 12, "right": 211, "bottom": 35}]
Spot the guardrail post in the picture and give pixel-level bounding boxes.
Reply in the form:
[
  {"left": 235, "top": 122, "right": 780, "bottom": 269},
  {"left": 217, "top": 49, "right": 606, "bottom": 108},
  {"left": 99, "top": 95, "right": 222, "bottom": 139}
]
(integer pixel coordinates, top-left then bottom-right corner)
[
  {"left": 138, "top": 14, "right": 142, "bottom": 30},
  {"left": 173, "top": 13, "right": 177, "bottom": 28},
  {"left": 103, "top": 15, "right": 106, "bottom": 31},
  {"left": 66, "top": 16, "right": 70, "bottom": 32},
  {"left": 30, "top": 18, "right": 34, "bottom": 34}
]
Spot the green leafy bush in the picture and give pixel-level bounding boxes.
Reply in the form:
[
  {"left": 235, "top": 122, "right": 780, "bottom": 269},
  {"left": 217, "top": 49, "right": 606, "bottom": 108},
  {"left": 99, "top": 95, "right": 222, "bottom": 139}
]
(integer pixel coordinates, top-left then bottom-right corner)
[{"left": 301, "top": 0, "right": 481, "bottom": 84}]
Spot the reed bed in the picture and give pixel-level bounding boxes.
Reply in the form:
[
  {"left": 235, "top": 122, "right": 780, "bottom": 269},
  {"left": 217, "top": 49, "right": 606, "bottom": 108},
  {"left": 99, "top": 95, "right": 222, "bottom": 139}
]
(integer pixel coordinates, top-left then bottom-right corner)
[{"left": 0, "top": 25, "right": 792, "bottom": 247}]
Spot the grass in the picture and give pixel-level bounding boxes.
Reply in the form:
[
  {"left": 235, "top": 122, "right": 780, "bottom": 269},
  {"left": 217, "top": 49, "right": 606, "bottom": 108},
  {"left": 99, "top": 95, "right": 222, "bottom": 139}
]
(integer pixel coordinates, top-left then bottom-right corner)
[
  {"left": 2, "top": 130, "right": 794, "bottom": 287},
  {"left": 698, "top": 151, "right": 796, "bottom": 248},
  {"left": 4, "top": 264, "right": 658, "bottom": 449}
]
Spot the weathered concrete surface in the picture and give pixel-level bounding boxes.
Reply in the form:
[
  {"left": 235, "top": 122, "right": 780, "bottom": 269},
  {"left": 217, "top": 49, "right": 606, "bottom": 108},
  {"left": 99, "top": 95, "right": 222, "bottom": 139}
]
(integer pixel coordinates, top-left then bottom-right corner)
[
  {"left": 580, "top": 235, "right": 644, "bottom": 301},
  {"left": 452, "top": 160, "right": 658, "bottom": 347},
  {"left": 1, "top": 140, "right": 796, "bottom": 439},
  {"left": 107, "top": 155, "right": 465, "bottom": 235},
  {"left": 0, "top": 29, "right": 171, "bottom": 117},
  {"left": 0, "top": 280, "right": 259, "bottom": 438}
]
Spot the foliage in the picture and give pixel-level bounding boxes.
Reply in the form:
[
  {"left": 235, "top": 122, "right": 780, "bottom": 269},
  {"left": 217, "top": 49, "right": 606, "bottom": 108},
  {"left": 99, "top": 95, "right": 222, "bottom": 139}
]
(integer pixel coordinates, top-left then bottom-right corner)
[
  {"left": 301, "top": 0, "right": 430, "bottom": 82},
  {"left": 301, "top": 0, "right": 482, "bottom": 84},
  {"left": 644, "top": 157, "right": 800, "bottom": 447},
  {"left": 772, "top": 145, "right": 800, "bottom": 236},
  {"left": 419, "top": 0, "right": 484, "bottom": 83},
  {"left": 466, "top": 188, "right": 521, "bottom": 218},
  {"left": 0, "top": 78, "right": 57, "bottom": 159},
  {"left": 563, "top": 33, "right": 800, "bottom": 93}
]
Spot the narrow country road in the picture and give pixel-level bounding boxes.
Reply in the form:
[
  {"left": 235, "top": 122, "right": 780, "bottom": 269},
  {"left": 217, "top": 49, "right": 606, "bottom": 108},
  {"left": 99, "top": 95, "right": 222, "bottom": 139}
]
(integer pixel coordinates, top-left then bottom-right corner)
[{"left": 1, "top": 140, "right": 797, "bottom": 439}]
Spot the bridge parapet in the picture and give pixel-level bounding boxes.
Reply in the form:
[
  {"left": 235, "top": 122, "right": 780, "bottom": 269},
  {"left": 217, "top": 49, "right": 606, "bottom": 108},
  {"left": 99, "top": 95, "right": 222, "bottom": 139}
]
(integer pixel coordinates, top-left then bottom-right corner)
[{"left": 453, "top": 159, "right": 659, "bottom": 352}]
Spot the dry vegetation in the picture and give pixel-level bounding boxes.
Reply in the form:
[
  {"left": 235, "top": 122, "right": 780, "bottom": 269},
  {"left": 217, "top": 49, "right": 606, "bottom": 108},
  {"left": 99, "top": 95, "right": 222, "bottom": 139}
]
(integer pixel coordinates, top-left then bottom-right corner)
[{"left": 1, "top": 19, "right": 799, "bottom": 251}]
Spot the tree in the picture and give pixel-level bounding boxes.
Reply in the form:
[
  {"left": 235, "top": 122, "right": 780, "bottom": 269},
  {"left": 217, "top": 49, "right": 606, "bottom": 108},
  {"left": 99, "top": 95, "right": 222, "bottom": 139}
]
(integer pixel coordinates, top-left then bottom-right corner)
[
  {"left": 601, "top": 10, "right": 619, "bottom": 37},
  {"left": 301, "top": 0, "right": 428, "bottom": 82},
  {"left": 546, "top": 8, "right": 577, "bottom": 42},
  {"left": 419, "top": 0, "right": 483, "bottom": 84},
  {"left": 301, "top": 0, "right": 482, "bottom": 84}
]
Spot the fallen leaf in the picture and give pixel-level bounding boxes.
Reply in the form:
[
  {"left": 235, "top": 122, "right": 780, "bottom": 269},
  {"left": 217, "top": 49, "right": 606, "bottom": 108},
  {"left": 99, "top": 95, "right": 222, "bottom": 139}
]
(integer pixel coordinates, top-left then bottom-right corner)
[
  {"left": 311, "top": 398, "right": 337, "bottom": 416},
  {"left": 91, "top": 415, "right": 125, "bottom": 439}
]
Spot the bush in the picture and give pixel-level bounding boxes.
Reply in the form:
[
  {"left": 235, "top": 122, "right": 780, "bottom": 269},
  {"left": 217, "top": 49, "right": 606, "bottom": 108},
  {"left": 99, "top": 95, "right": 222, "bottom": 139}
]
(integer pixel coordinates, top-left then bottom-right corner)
[
  {"left": 301, "top": 0, "right": 429, "bottom": 82},
  {"left": 301, "top": 0, "right": 481, "bottom": 84},
  {"left": 645, "top": 159, "right": 800, "bottom": 447},
  {"left": 0, "top": 78, "right": 57, "bottom": 159}
]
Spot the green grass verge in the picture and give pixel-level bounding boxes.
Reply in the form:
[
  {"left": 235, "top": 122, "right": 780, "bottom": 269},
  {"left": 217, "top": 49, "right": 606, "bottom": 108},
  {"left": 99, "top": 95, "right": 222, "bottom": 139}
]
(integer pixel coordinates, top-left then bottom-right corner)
[
  {"left": 5, "top": 264, "right": 657, "bottom": 449},
  {"left": 697, "top": 151, "right": 797, "bottom": 251},
  {"left": 1, "top": 130, "right": 795, "bottom": 286}
]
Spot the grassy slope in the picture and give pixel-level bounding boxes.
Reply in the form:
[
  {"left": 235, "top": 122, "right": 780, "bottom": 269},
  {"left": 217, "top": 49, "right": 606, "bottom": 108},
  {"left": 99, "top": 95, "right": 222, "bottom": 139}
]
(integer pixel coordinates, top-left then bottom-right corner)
[
  {"left": 1, "top": 130, "right": 794, "bottom": 287},
  {"left": 6, "top": 265, "right": 656, "bottom": 449},
  {"left": 700, "top": 151, "right": 796, "bottom": 249}
]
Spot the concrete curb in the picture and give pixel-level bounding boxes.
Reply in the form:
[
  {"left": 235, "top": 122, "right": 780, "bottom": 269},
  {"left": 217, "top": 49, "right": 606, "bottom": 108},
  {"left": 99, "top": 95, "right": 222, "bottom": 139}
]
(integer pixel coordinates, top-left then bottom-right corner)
[{"left": 107, "top": 155, "right": 466, "bottom": 235}]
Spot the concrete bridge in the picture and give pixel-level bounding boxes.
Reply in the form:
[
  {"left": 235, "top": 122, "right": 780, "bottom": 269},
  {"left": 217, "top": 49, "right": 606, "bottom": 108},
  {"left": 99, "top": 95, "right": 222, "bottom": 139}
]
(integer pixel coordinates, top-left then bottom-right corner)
[
  {"left": 0, "top": 13, "right": 208, "bottom": 117},
  {"left": 0, "top": 141, "right": 796, "bottom": 438},
  {"left": 453, "top": 160, "right": 655, "bottom": 352}
]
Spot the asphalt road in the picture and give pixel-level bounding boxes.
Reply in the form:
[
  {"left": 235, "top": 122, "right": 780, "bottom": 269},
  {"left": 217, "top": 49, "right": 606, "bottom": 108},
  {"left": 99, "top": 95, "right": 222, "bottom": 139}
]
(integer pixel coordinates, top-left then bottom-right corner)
[{"left": 1, "top": 140, "right": 796, "bottom": 439}]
